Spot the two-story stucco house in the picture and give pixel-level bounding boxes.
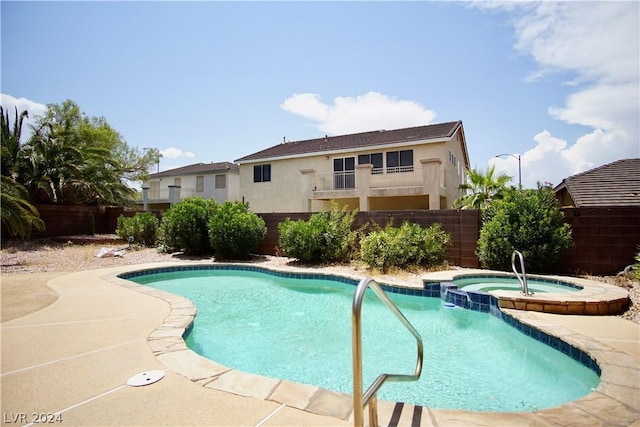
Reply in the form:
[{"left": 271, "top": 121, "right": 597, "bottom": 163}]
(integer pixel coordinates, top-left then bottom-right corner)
[
  {"left": 140, "top": 162, "right": 240, "bottom": 211},
  {"left": 235, "top": 121, "right": 469, "bottom": 213}
]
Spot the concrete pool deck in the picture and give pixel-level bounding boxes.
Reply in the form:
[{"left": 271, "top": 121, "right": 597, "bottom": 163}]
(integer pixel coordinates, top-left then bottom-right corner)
[{"left": 1, "top": 262, "right": 639, "bottom": 426}]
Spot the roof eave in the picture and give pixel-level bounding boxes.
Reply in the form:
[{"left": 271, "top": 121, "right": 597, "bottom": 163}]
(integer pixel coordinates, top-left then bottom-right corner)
[
  {"left": 235, "top": 136, "right": 454, "bottom": 165},
  {"left": 150, "top": 167, "right": 238, "bottom": 178}
]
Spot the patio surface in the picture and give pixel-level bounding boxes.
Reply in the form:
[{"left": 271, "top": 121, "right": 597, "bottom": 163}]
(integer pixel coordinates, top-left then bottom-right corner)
[{"left": 1, "top": 262, "right": 639, "bottom": 426}]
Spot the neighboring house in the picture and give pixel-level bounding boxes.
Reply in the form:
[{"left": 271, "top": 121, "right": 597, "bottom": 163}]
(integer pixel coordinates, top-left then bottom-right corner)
[
  {"left": 140, "top": 162, "right": 240, "bottom": 211},
  {"left": 554, "top": 158, "right": 640, "bottom": 207},
  {"left": 235, "top": 121, "right": 469, "bottom": 213}
]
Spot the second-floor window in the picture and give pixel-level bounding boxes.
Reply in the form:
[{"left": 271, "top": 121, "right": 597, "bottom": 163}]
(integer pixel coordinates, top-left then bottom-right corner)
[
  {"left": 253, "top": 164, "right": 271, "bottom": 182},
  {"left": 196, "top": 175, "right": 204, "bottom": 192},
  {"left": 386, "top": 150, "right": 414, "bottom": 173},
  {"left": 150, "top": 181, "right": 160, "bottom": 198},
  {"left": 358, "top": 153, "right": 383, "bottom": 174},
  {"left": 215, "top": 174, "right": 226, "bottom": 189},
  {"left": 334, "top": 157, "right": 355, "bottom": 189}
]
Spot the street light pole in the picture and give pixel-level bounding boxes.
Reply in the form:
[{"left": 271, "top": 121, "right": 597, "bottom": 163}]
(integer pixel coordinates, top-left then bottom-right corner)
[{"left": 494, "top": 153, "right": 521, "bottom": 189}]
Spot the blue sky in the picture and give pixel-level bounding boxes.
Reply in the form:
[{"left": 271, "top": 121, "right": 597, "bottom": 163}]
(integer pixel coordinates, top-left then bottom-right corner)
[{"left": 2, "top": 1, "right": 638, "bottom": 189}]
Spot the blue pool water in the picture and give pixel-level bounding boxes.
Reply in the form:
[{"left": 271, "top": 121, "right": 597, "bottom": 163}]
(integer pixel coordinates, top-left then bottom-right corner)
[{"left": 129, "top": 268, "right": 599, "bottom": 412}]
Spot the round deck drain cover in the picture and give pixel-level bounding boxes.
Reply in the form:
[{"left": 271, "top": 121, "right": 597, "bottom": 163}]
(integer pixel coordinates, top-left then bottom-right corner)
[{"left": 127, "top": 370, "right": 165, "bottom": 387}]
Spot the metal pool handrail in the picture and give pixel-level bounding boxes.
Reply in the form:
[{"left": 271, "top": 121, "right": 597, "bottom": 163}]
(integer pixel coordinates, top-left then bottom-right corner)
[
  {"left": 512, "top": 250, "right": 532, "bottom": 295},
  {"left": 352, "top": 277, "right": 424, "bottom": 427}
]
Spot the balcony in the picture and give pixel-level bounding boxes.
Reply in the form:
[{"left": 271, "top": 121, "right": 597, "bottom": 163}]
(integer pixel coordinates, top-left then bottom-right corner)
[
  {"left": 313, "top": 169, "right": 423, "bottom": 192},
  {"left": 145, "top": 187, "right": 200, "bottom": 202},
  {"left": 308, "top": 160, "right": 445, "bottom": 210},
  {"left": 141, "top": 185, "right": 203, "bottom": 210}
]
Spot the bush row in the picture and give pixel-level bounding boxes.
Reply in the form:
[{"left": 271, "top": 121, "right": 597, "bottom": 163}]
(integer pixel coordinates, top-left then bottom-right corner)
[
  {"left": 117, "top": 184, "right": 573, "bottom": 273},
  {"left": 117, "top": 199, "right": 266, "bottom": 260},
  {"left": 277, "top": 203, "right": 451, "bottom": 271},
  {"left": 117, "top": 199, "right": 452, "bottom": 270}
]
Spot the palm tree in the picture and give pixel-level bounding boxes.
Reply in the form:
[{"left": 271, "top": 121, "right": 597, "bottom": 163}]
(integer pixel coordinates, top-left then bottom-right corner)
[
  {"left": 1, "top": 106, "right": 28, "bottom": 179},
  {"left": 4, "top": 100, "right": 159, "bottom": 209},
  {"left": 453, "top": 165, "right": 512, "bottom": 210},
  {"left": 1, "top": 107, "right": 46, "bottom": 238},
  {"left": 1, "top": 176, "right": 45, "bottom": 238},
  {"left": 23, "top": 100, "right": 139, "bottom": 205}
]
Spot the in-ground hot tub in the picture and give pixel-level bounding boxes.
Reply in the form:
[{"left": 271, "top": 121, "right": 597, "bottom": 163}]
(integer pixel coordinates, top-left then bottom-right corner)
[
  {"left": 453, "top": 275, "right": 581, "bottom": 294},
  {"left": 427, "top": 272, "right": 629, "bottom": 315}
]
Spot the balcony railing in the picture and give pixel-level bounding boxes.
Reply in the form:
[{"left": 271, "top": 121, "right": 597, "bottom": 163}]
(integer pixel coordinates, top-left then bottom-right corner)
[
  {"left": 333, "top": 171, "right": 356, "bottom": 190},
  {"left": 370, "top": 168, "right": 421, "bottom": 188},
  {"left": 313, "top": 168, "right": 424, "bottom": 192},
  {"left": 386, "top": 165, "right": 414, "bottom": 174},
  {"left": 146, "top": 187, "right": 200, "bottom": 201}
]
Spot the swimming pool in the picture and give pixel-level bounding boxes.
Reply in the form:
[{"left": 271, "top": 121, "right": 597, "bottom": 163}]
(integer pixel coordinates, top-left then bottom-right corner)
[
  {"left": 453, "top": 275, "right": 582, "bottom": 293},
  {"left": 125, "top": 266, "right": 600, "bottom": 412}
]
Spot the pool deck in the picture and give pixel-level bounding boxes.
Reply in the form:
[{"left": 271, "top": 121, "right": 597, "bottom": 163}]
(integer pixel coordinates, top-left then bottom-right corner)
[{"left": 1, "top": 262, "right": 639, "bottom": 426}]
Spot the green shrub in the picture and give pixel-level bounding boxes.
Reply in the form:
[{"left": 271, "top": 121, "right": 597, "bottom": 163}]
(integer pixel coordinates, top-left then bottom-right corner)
[
  {"left": 208, "top": 201, "right": 266, "bottom": 260},
  {"left": 477, "top": 184, "right": 572, "bottom": 273},
  {"left": 278, "top": 204, "right": 357, "bottom": 264},
  {"left": 632, "top": 247, "right": 640, "bottom": 281},
  {"left": 360, "top": 221, "right": 450, "bottom": 272},
  {"left": 157, "top": 197, "right": 216, "bottom": 254},
  {"left": 116, "top": 212, "right": 159, "bottom": 247}
]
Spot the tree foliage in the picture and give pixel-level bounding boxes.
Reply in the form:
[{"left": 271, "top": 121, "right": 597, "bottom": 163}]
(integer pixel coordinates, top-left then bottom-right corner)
[
  {"left": 2, "top": 100, "right": 159, "bottom": 206},
  {"left": 453, "top": 165, "right": 512, "bottom": 210},
  {"left": 477, "top": 184, "right": 572, "bottom": 273},
  {"left": 1, "top": 176, "right": 45, "bottom": 238},
  {"left": 1, "top": 107, "right": 45, "bottom": 238}
]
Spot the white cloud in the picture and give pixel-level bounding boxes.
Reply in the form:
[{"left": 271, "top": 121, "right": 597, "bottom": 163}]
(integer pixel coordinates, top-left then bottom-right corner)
[
  {"left": 492, "top": 131, "right": 568, "bottom": 187},
  {"left": 549, "top": 82, "right": 639, "bottom": 131},
  {"left": 0, "top": 93, "right": 47, "bottom": 138},
  {"left": 281, "top": 91, "right": 436, "bottom": 135},
  {"left": 160, "top": 147, "right": 195, "bottom": 159},
  {"left": 513, "top": 2, "right": 638, "bottom": 85},
  {"left": 481, "top": 2, "right": 639, "bottom": 187}
]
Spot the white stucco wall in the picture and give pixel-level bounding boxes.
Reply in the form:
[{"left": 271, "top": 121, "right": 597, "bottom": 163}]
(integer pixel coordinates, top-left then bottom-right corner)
[
  {"left": 144, "top": 170, "right": 240, "bottom": 205},
  {"left": 442, "top": 129, "right": 468, "bottom": 208},
  {"left": 238, "top": 135, "right": 468, "bottom": 213}
]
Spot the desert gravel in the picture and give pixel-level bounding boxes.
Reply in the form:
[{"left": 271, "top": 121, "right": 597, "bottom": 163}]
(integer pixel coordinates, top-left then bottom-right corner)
[{"left": 1, "top": 238, "right": 638, "bottom": 325}]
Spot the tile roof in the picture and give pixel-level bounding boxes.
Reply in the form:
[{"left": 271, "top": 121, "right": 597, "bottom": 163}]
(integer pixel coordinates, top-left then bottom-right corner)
[
  {"left": 235, "top": 121, "right": 463, "bottom": 162},
  {"left": 554, "top": 158, "right": 640, "bottom": 207},
  {"left": 149, "top": 162, "right": 238, "bottom": 179}
]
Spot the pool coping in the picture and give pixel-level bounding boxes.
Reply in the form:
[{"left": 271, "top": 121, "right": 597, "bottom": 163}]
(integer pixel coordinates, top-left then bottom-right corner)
[{"left": 105, "top": 262, "right": 640, "bottom": 426}]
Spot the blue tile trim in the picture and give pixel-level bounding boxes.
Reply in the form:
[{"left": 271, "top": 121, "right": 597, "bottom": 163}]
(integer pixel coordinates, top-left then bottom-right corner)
[
  {"left": 117, "top": 265, "right": 600, "bottom": 376},
  {"left": 121, "top": 265, "right": 361, "bottom": 287}
]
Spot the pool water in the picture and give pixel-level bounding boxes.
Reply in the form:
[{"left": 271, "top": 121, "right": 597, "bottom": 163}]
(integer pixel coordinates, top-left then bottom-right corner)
[
  {"left": 131, "top": 269, "right": 599, "bottom": 412},
  {"left": 454, "top": 276, "right": 580, "bottom": 293}
]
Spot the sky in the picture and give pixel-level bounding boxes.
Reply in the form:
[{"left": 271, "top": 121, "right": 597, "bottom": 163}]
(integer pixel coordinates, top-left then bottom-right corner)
[{"left": 1, "top": 1, "right": 638, "bottom": 190}]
